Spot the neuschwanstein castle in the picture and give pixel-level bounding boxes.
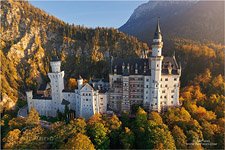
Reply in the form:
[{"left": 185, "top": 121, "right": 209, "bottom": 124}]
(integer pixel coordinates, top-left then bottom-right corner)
[{"left": 26, "top": 19, "right": 181, "bottom": 119}]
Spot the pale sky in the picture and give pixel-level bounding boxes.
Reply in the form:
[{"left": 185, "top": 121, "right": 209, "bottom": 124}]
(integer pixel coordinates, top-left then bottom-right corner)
[{"left": 29, "top": 0, "right": 147, "bottom": 28}]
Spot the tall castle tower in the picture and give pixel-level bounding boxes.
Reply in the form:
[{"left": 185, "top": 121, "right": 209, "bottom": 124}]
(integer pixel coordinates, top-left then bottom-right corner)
[
  {"left": 150, "top": 18, "right": 163, "bottom": 112},
  {"left": 48, "top": 56, "right": 65, "bottom": 114}
]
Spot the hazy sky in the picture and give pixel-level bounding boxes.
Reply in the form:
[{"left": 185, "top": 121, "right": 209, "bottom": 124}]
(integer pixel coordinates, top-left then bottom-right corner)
[{"left": 29, "top": 0, "right": 147, "bottom": 28}]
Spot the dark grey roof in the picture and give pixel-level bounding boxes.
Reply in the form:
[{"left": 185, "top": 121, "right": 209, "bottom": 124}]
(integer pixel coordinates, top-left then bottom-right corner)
[
  {"left": 33, "top": 94, "right": 52, "bottom": 100},
  {"left": 91, "top": 78, "right": 101, "bottom": 82},
  {"left": 99, "top": 89, "right": 107, "bottom": 93},
  {"left": 61, "top": 99, "right": 70, "bottom": 105},
  {"left": 38, "top": 83, "right": 49, "bottom": 91},
  {"left": 62, "top": 89, "right": 75, "bottom": 93},
  {"left": 112, "top": 56, "right": 180, "bottom": 76},
  {"left": 112, "top": 58, "right": 151, "bottom": 76},
  {"left": 51, "top": 56, "right": 60, "bottom": 62},
  {"left": 91, "top": 78, "right": 108, "bottom": 83}
]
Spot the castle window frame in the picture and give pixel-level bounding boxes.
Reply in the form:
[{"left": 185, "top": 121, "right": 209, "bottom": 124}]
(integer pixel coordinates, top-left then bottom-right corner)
[{"left": 174, "top": 78, "right": 177, "bottom": 81}]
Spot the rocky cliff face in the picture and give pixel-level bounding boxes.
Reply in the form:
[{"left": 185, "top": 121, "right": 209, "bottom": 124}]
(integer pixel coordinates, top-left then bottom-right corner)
[
  {"left": 119, "top": 0, "right": 224, "bottom": 45},
  {"left": 0, "top": 0, "right": 149, "bottom": 111}
]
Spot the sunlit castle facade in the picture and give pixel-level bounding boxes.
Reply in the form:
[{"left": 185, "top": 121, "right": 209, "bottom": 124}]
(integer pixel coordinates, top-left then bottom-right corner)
[
  {"left": 109, "top": 19, "right": 181, "bottom": 113},
  {"left": 26, "top": 57, "right": 108, "bottom": 119}
]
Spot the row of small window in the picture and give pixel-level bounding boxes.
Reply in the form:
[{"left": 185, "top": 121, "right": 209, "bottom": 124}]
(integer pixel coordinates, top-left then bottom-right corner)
[
  {"left": 111, "top": 96, "right": 122, "bottom": 99},
  {"left": 151, "top": 101, "right": 173, "bottom": 106},
  {"left": 148, "top": 84, "right": 177, "bottom": 88},
  {"left": 130, "top": 78, "right": 143, "bottom": 81},
  {"left": 83, "top": 99, "right": 91, "bottom": 101},
  {"left": 130, "top": 84, "right": 144, "bottom": 88},
  {"left": 162, "top": 90, "right": 175, "bottom": 93},
  {"left": 131, "top": 89, "right": 144, "bottom": 92},
  {"left": 83, "top": 104, "right": 92, "bottom": 107},
  {"left": 160, "top": 95, "right": 174, "bottom": 99},
  {"left": 145, "top": 95, "right": 174, "bottom": 99},
  {"left": 130, "top": 95, "right": 144, "bottom": 98},
  {"left": 150, "top": 90, "right": 175, "bottom": 94},
  {"left": 50, "top": 74, "right": 62, "bottom": 78},
  {"left": 82, "top": 93, "right": 91, "bottom": 96},
  {"left": 151, "top": 78, "right": 177, "bottom": 82},
  {"left": 162, "top": 78, "right": 177, "bottom": 81}
]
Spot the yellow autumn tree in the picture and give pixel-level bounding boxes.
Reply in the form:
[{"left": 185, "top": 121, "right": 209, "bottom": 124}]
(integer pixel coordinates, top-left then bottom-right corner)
[
  {"left": 63, "top": 133, "right": 95, "bottom": 150},
  {"left": 3, "top": 129, "right": 21, "bottom": 149},
  {"left": 68, "top": 78, "right": 77, "bottom": 89}
]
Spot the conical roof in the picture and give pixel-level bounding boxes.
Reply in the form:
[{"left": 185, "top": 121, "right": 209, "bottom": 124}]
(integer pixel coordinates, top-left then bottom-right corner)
[{"left": 154, "top": 17, "right": 162, "bottom": 39}]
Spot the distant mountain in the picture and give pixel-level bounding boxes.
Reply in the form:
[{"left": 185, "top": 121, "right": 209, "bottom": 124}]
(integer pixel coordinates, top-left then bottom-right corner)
[
  {"left": 119, "top": 0, "right": 224, "bottom": 45},
  {"left": 0, "top": 0, "right": 149, "bottom": 111}
]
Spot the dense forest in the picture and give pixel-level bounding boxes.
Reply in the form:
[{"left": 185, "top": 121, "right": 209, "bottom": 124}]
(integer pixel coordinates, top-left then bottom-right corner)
[
  {"left": 1, "top": 0, "right": 224, "bottom": 149},
  {"left": 1, "top": 71, "right": 224, "bottom": 149}
]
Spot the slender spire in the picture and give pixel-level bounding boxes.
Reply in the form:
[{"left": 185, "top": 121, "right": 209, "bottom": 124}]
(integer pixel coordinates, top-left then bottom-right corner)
[
  {"left": 154, "top": 17, "right": 162, "bottom": 39},
  {"left": 78, "top": 75, "right": 83, "bottom": 80}
]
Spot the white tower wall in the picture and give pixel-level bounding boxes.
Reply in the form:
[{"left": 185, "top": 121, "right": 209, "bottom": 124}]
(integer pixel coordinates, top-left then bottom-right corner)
[
  {"left": 77, "top": 78, "right": 83, "bottom": 90},
  {"left": 150, "top": 18, "right": 164, "bottom": 112},
  {"left": 48, "top": 60, "right": 65, "bottom": 114},
  {"left": 26, "top": 91, "right": 33, "bottom": 112}
]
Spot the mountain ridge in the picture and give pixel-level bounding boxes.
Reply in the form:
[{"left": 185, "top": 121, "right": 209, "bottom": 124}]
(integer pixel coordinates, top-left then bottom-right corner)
[{"left": 119, "top": 0, "right": 224, "bottom": 45}]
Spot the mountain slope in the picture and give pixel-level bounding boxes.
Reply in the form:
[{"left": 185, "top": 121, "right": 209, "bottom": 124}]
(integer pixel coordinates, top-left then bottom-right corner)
[
  {"left": 119, "top": 1, "right": 224, "bottom": 45},
  {"left": 0, "top": 0, "right": 149, "bottom": 111}
]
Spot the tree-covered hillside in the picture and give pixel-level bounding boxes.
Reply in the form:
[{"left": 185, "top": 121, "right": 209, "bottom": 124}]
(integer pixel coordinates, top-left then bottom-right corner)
[{"left": 0, "top": 0, "right": 149, "bottom": 111}]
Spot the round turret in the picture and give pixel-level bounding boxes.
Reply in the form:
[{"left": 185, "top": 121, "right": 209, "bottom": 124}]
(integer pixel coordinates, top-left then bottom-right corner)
[
  {"left": 50, "top": 56, "right": 61, "bottom": 73},
  {"left": 152, "top": 17, "right": 163, "bottom": 57},
  {"left": 77, "top": 75, "right": 83, "bottom": 90},
  {"left": 26, "top": 90, "right": 33, "bottom": 100}
]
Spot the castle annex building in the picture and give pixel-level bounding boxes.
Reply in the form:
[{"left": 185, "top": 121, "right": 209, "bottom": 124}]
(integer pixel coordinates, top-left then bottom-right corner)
[
  {"left": 26, "top": 19, "right": 181, "bottom": 119},
  {"left": 109, "top": 19, "right": 181, "bottom": 112},
  {"left": 26, "top": 58, "right": 108, "bottom": 119}
]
